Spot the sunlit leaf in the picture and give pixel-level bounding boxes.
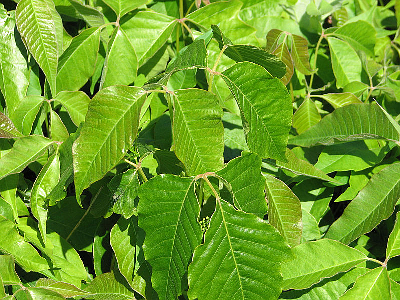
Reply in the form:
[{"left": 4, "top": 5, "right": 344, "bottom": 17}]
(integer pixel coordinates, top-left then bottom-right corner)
[
  {"left": 36, "top": 279, "right": 90, "bottom": 298},
  {"left": 0, "top": 112, "right": 23, "bottom": 138},
  {"left": 0, "top": 255, "right": 22, "bottom": 285},
  {"left": 84, "top": 271, "right": 135, "bottom": 299},
  {"left": 103, "top": 0, "right": 146, "bottom": 17},
  {"left": 293, "top": 98, "right": 321, "bottom": 135},
  {"left": 316, "top": 92, "right": 362, "bottom": 109},
  {"left": 291, "top": 34, "right": 314, "bottom": 75},
  {"left": 55, "top": 91, "right": 90, "bottom": 126},
  {"left": 12, "top": 95, "right": 44, "bottom": 135},
  {"left": 387, "top": 212, "right": 400, "bottom": 259}
]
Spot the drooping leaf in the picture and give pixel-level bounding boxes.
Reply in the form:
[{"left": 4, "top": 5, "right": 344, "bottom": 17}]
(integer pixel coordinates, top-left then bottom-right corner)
[
  {"left": 30, "top": 152, "right": 60, "bottom": 243},
  {"left": 327, "top": 37, "right": 362, "bottom": 88},
  {"left": 281, "top": 239, "right": 367, "bottom": 290},
  {"left": 11, "top": 95, "right": 44, "bottom": 135},
  {"left": 338, "top": 267, "right": 390, "bottom": 299},
  {"left": 101, "top": 27, "right": 137, "bottom": 89},
  {"left": 217, "top": 152, "right": 267, "bottom": 218},
  {"left": 73, "top": 86, "right": 146, "bottom": 201},
  {"left": 0, "top": 135, "right": 53, "bottom": 180},
  {"left": 222, "top": 62, "right": 292, "bottom": 161},
  {"left": 387, "top": 212, "right": 400, "bottom": 259},
  {"left": 293, "top": 97, "right": 321, "bottom": 135},
  {"left": 289, "top": 103, "right": 400, "bottom": 147},
  {"left": 102, "top": 0, "right": 146, "bottom": 17},
  {"left": 0, "top": 112, "right": 23, "bottom": 138},
  {"left": 171, "top": 88, "right": 224, "bottom": 176},
  {"left": 266, "top": 29, "right": 284, "bottom": 53},
  {"left": 16, "top": 0, "right": 62, "bottom": 95},
  {"left": 121, "top": 11, "right": 177, "bottom": 65},
  {"left": 0, "top": 215, "right": 48, "bottom": 272},
  {"left": 265, "top": 174, "right": 302, "bottom": 247},
  {"left": 291, "top": 34, "right": 314, "bottom": 75},
  {"left": 54, "top": 91, "right": 90, "bottom": 126},
  {"left": 67, "top": 0, "right": 105, "bottom": 28},
  {"left": 188, "top": 199, "right": 292, "bottom": 300},
  {"left": 0, "top": 9, "right": 29, "bottom": 115},
  {"left": 325, "top": 162, "right": 400, "bottom": 244},
  {"left": 138, "top": 175, "right": 201, "bottom": 300},
  {"left": 272, "top": 42, "right": 294, "bottom": 85},
  {"left": 56, "top": 27, "right": 101, "bottom": 93},
  {"left": 0, "top": 255, "right": 22, "bottom": 285}
]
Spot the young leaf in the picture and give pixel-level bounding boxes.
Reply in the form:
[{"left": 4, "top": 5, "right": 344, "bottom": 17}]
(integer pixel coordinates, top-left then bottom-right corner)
[
  {"left": 16, "top": 0, "right": 62, "bottom": 95},
  {"left": 0, "top": 135, "right": 53, "bottom": 180},
  {"left": 222, "top": 62, "right": 292, "bottom": 161},
  {"left": 316, "top": 92, "right": 362, "bottom": 109},
  {"left": 0, "top": 255, "right": 22, "bottom": 285},
  {"left": 325, "top": 162, "right": 400, "bottom": 244},
  {"left": 387, "top": 212, "right": 400, "bottom": 259},
  {"left": 0, "top": 112, "right": 23, "bottom": 138},
  {"left": 338, "top": 267, "right": 390, "bottom": 299},
  {"left": 327, "top": 37, "right": 362, "bottom": 88},
  {"left": 291, "top": 34, "right": 314, "bottom": 75},
  {"left": 55, "top": 91, "right": 90, "bottom": 126},
  {"left": 12, "top": 95, "right": 44, "bottom": 135},
  {"left": 56, "top": 27, "right": 101, "bottom": 93},
  {"left": 289, "top": 103, "right": 400, "bottom": 147},
  {"left": 138, "top": 175, "right": 202, "bottom": 300},
  {"left": 171, "top": 88, "right": 224, "bottom": 176},
  {"left": 266, "top": 29, "right": 284, "bottom": 52},
  {"left": 84, "top": 271, "right": 136, "bottom": 299},
  {"left": 265, "top": 174, "right": 302, "bottom": 247},
  {"left": 102, "top": 0, "right": 146, "bottom": 18},
  {"left": 272, "top": 42, "right": 294, "bottom": 85},
  {"left": 101, "top": 27, "right": 137, "bottom": 89},
  {"left": 0, "top": 215, "right": 48, "bottom": 272},
  {"left": 188, "top": 199, "right": 292, "bottom": 300},
  {"left": 50, "top": 110, "right": 69, "bottom": 142},
  {"left": 281, "top": 239, "right": 367, "bottom": 290},
  {"left": 0, "top": 9, "right": 29, "bottom": 115},
  {"left": 293, "top": 97, "right": 321, "bottom": 134},
  {"left": 30, "top": 152, "right": 60, "bottom": 243},
  {"left": 73, "top": 86, "right": 146, "bottom": 201}
]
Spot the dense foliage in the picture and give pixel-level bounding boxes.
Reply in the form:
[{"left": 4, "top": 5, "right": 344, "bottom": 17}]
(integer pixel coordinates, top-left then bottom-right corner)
[{"left": 1, "top": 0, "right": 400, "bottom": 299}]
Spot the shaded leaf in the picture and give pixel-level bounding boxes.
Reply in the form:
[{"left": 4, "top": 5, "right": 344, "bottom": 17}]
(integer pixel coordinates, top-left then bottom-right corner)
[
  {"left": 387, "top": 212, "right": 400, "bottom": 259},
  {"left": 0, "top": 112, "right": 23, "bottom": 138},
  {"left": 55, "top": 91, "right": 90, "bottom": 126},
  {"left": 67, "top": 0, "right": 105, "bottom": 28},
  {"left": 12, "top": 95, "right": 44, "bottom": 135}
]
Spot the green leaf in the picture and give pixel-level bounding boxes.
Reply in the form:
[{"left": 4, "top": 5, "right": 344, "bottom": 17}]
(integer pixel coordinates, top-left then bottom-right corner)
[
  {"left": 188, "top": 199, "right": 292, "bottom": 300},
  {"left": 335, "top": 170, "right": 369, "bottom": 202},
  {"left": 0, "top": 174, "right": 24, "bottom": 221},
  {"left": 272, "top": 42, "right": 294, "bottom": 85},
  {"left": 331, "top": 20, "right": 376, "bottom": 57},
  {"left": 0, "top": 135, "right": 53, "bottom": 180},
  {"left": 291, "top": 34, "right": 314, "bottom": 75},
  {"left": 67, "top": 0, "right": 105, "bottom": 28},
  {"left": 36, "top": 279, "right": 90, "bottom": 298},
  {"left": 338, "top": 267, "right": 390, "bottom": 299},
  {"left": 301, "top": 209, "right": 321, "bottom": 242},
  {"left": 293, "top": 98, "right": 321, "bottom": 134},
  {"left": 0, "top": 215, "right": 48, "bottom": 272},
  {"left": 16, "top": 0, "right": 62, "bottom": 95},
  {"left": 316, "top": 93, "right": 362, "bottom": 109},
  {"left": 50, "top": 110, "right": 69, "bottom": 142},
  {"left": 222, "top": 62, "right": 292, "bottom": 161},
  {"left": 265, "top": 174, "right": 302, "bottom": 247},
  {"left": 289, "top": 103, "right": 400, "bottom": 147},
  {"left": 281, "top": 239, "right": 367, "bottom": 290},
  {"left": 327, "top": 37, "right": 362, "bottom": 88},
  {"left": 101, "top": 27, "right": 137, "bottom": 89},
  {"left": 103, "top": 0, "right": 146, "bottom": 17},
  {"left": 110, "top": 215, "right": 144, "bottom": 285},
  {"left": 108, "top": 169, "right": 139, "bottom": 218},
  {"left": 0, "top": 112, "right": 24, "bottom": 138},
  {"left": 171, "top": 88, "right": 224, "bottom": 175},
  {"left": 0, "top": 255, "right": 22, "bottom": 285},
  {"left": 217, "top": 152, "right": 267, "bottom": 218},
  {"left": 325, "top": 162, "right": 400, "bottom": 244},
  {"left": 387, "top": 212, "right": 400, "bottom": 259},
  {"left": 121, "top": 11, "right": 177, "bottom": 65},
  {"left": 73, "top": 86, "right": 146, "bottom": 201},
  {"left": 0, "top": 9, "right": 29, "bottom": 115},
  {"left": 56, "top": 27, "right": 101, "bottom": 93},
  {"left": 55, "top": 91, "right": 90, "bottom": 126},
  {"left": 212, "top": 25, "right": 286, "bottom": 78},
  {"left": 24, "top": 287, "right": 66, "bottom": 299},
  {"left": 138, "top": 175, "right": 202, "bottom": 300},
  {"left": 12, "top": 95, "right": 44, "bottom": 135},
  {"left": 30, "top": 152, "right": 60, "bottom": 243}
]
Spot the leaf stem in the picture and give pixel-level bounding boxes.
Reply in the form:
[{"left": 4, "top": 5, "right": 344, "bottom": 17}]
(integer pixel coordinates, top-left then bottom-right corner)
[
  {"left": 367, "top": 257, "right": 385, "bottom": 267},
  {"left": 208, "top": 45, "right": 227, "bottom": 92},
  {"left": 196, "top": 173, "right": 220, "bottom": 200},
  {"left": 124, "top": 159, "right": 148, "bottom": 182},
  {"left": 308, "top": 31, "right": 326, "bottom": 91}
]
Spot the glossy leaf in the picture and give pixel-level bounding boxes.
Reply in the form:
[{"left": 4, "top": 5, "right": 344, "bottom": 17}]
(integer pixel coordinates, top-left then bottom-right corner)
[
  {"left": 281, "top": 239, "right": 367, "bottom": 290},
  {"left": 325, "top": 162, "right": 400, "bottom": 244},
  {"left": 0, "top": 215, "right": 48, "bottom": 272},
  {"left": 289, "top": 103, "right": 400, "bottom": 147},
  {"left": 217, "top": 152, "right": 267, "bottom": 218},
  {"left": 0, "top": 135, "right": 53, "bottom": 180},
  {"left": 291, "top": 34, "right": 314, "bottom": 75},
  {"left": 55, "top": 91, "right": 90, "bottom": 126},
  {"left": 188, "top": 199, "right": 292, "bottom": 300},
  {"left": 138, "top": 175, "right": 201, "bottom": 300},
  {"left": 50, "top": 110, "right": 69, "bottom": 142},
  {"left": 316, "top": 93, "right": 362, "bottom": 109},
  {"left": 84, "top": 271, "right": 135, "bottom": 299},
  {"left": 0, "top": 112, "right": 23, "bottom": 138},
  {"left": 24, "top": 287, "right": 66, "bottom": 299},
  {"left": 338, "top": 267, "right": 390, "bottom": 299},
  {"left": 36, "top": 279, "right": 90, "bottom": 298},
  {"left": 0, "top": 255, "right": 22, "bottom": 285},
  {"left": 56, "top": 27, "right": 101, "bottom": 93},
  {"left": 265, "top": 174, "right": 302, "bottom": 247},
  {"left": 73, "top": 86, "right": 146, "bottom": 200},
  {"left": 0, "top": 9, "right": 29, "bottom": 115},
  {"left": 293, "top": 98, "right": 321, "bottom": 135},
  {"left": 16, "top": 0, "right": 62, "bottom": 95},
  {"left": 222, "top": 62, "right": 292, "bottom": 161},
  {"left": 12, "top": 95, "right": 44, "bottom": 135},
  {"left": 103, "top": 0, "right": 146, "bottom": 17},
  {"left": 387, "top": 212, "right": 400, "bottom": 259},
  {"left": 171, "top": 88, "right": 224, "bottom": 176},
  {"left": 30, "top": 153, "right": 60, "bottom": 243}
]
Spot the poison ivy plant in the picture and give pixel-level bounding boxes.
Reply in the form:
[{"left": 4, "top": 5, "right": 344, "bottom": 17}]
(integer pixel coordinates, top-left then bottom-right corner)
[{"left": 0, "top": 0, "right": 400, "bottom": 299}]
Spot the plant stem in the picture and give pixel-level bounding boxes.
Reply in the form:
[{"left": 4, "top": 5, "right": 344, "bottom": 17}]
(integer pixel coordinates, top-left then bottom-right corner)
[
  {"left": 367, "top": 257, "right": 385, "bottom": 267},
  {"left": 124, "top": 158, "right": 148, "bottom": 182},
  {"left": 308, "top": 31, "right": 325, "bottom": 91},
  {"left": 201, "top": 174, "right": 220, "bottom": 200},
  {"left": 208, "top": 45, "right": 227, "bottom": 92}
]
